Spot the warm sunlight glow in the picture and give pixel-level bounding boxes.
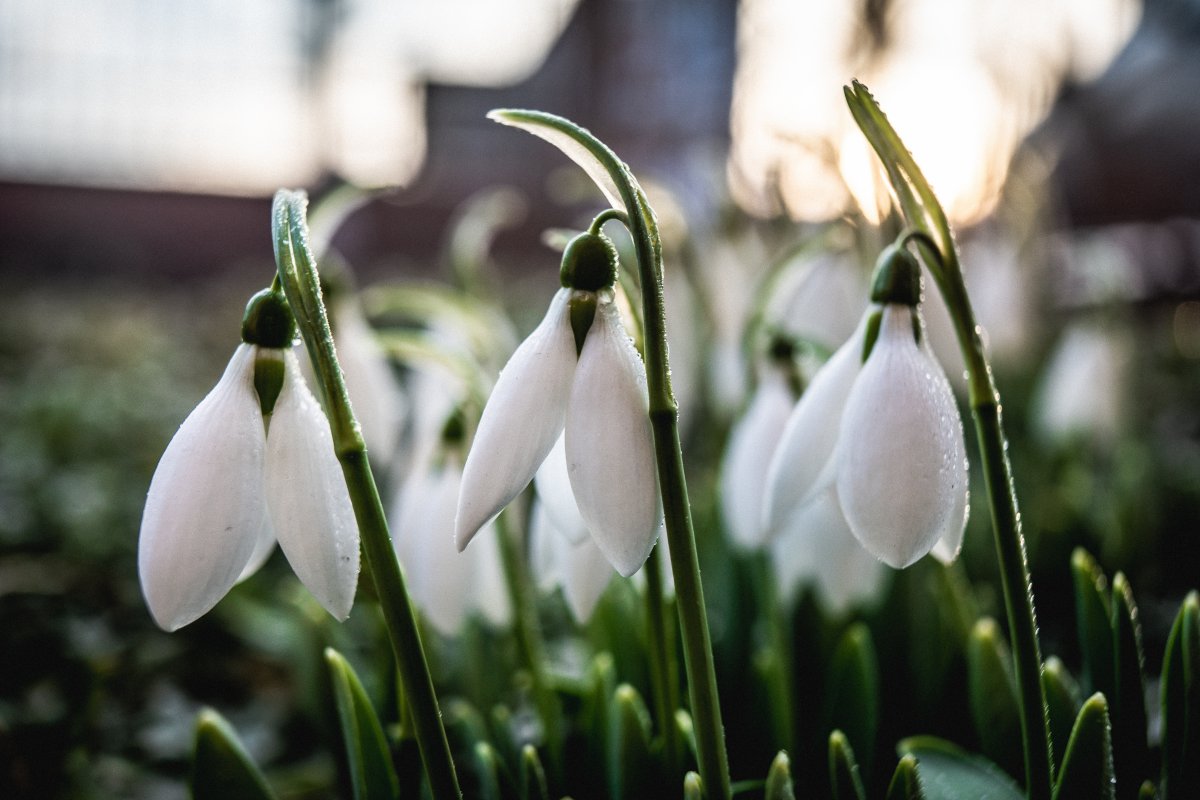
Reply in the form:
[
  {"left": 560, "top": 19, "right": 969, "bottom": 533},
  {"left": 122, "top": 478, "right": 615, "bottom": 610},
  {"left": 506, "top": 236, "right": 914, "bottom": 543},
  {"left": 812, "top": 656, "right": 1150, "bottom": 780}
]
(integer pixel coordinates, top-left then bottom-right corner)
[{"left": 730, "top": 0, "right": 1139, "bottom": 224}]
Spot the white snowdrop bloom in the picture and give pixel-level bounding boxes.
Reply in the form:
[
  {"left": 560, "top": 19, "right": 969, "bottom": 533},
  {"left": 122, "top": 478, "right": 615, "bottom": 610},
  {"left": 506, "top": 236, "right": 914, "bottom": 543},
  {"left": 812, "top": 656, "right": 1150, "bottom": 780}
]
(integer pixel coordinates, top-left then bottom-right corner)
[
  {"left": 720, "top": 360, "right": 798, "bottom": 549},
  {"left": 530, "top": 499, "right": 613, "bottom": 622},
  {"left": 1033, "top": 322, "right": 1128, "bottom": 445},
  {"left": 393, "top": 455, "right": 510, "bottom": 635},
  {"left": 138, "top": 293, "right": 360, "bottom": 631},
  {"left": 769, "top": 488, "right": 886, "bottom": 614},
  {"left": 455, "top": 231, "right": 660, "bottom": 578},
  {"left": 329, "top": 297, "right": 407, "bottom": 462},
  {"left": 764, "top": 251, "right": 969, "bottom": 570}
]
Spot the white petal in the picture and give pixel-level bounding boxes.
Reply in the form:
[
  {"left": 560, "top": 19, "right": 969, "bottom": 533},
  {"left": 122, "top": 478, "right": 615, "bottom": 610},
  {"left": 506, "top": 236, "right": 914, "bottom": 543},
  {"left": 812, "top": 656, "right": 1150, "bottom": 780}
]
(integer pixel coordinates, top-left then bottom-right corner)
[
  {"left": 837, "top": 306, "right": 966, "bottom": 568},
  {"left": 529, "top": 501, "right": 565, "bottom": 591},
  {"left": 931, "top": 335, "right": 970, "bottom": 566},
  {"left": 138, "top": 344, "right": 267, "bottom": 631},
  {"left": 237, "top": 517, "right": 276, "bottom": 583},
  {"left": 565, "top": 299, "right": 660, "bottom": 577},
  {"left": 403, "top": 464, "right": 475, "bottom": 635},
  {"left": 560, "top": 533, "right": 616, "bottom": 622},
  {"left": 720, "top": 366, "right": 795, "bottom": 549},
  {"left": 534, "top": 434, "right": 590, "bottom": 545},
  {"left": 331, "top": 298, "right": 407, "bottom": 461},
  {"left": 456, "top": 288, "right": 577, "bottom": 550},
  {"left": 762, "top": 315, "right": 866, "bottom": 536},
  {"left": 265, "top": 350, "right": 360, "bottom": 619},
  {"left": 470, "top": 526, "right": 512, "bottom": 629},
  {"left": 769, "top": 487, "right": 885, "bottom": 613}
]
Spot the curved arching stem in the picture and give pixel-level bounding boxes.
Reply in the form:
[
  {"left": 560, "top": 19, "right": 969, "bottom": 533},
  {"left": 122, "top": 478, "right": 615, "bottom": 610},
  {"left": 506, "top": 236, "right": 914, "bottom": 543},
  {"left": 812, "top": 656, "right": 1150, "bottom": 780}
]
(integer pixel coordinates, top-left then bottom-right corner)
[
  {"left": 846, "top": 83, "right": 1054, "bottom": 800},
  {"left": 489, "top": 110, "right": 733, "bottom": 800}
]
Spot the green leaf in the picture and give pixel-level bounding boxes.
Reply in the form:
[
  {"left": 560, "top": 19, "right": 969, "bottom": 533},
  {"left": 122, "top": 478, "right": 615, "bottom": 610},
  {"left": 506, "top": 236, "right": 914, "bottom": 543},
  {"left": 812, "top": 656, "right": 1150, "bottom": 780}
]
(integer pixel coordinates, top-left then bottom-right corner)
[
  {"left": 896, "top": 736, "right": 1024, "bottom": 800},
  {"left": 967, "top": 617, "right": 1022, "bottom": 781},
  {"left": 325, "top": 648, "right": 400, "bottom": 800},
  {"left": 1161, "top": 591, "right": 1200, "bottom": 798},
  {"left": 826, "top": 623, "right": 880, "bottom": 781},
  {"left": 1052, "top": 693, "right": 1115, "bottom": 800},
  {"left": 520, "top": 744, "right": 550, "bottom": 800},
  {"left": 488, "top": 110, "right": 627, "bottom": 212},
  {"left": 1043, "top": 657, "right": 1083, "bottom": 775},
  {"left": 1071, "top": 548, "right": 1115, "bottom": 699},
  {"left": 886, "top": 754, "right": 926, "bottom": 800},
  {"left": 829, "top": 730, "right": 867, "bottom": 800},
  {"left": 610, "top": 683, "right": 656, "bottom": 800},
  {"left": 1111, "top": 573, "right": 1150, "bottom": 793},
  {"left": 473, "top": 742, "right": 504, "bottom": 800},
  {"left": 842, "top": 81, "right": 950, "bottom": 260},
  {"left": 191, "top": 708, "right": 277, "bottom": 800},
  {"left": 764, "top": 750, "right": 795, "bottom": 800}
]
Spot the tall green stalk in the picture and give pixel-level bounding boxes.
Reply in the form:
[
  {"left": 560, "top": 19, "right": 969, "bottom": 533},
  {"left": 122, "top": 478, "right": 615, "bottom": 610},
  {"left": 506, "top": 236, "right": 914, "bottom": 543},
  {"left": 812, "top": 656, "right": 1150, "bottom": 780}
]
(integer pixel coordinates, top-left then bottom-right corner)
[
  {"left": 844, "top": 82, "right": 1054, "bottom": 800},
  {"left": 489, "top": 110, "right": 733, "bottom": 800},
  {"left": 272, "top": 190, "right": 462, "bottom": 800}
]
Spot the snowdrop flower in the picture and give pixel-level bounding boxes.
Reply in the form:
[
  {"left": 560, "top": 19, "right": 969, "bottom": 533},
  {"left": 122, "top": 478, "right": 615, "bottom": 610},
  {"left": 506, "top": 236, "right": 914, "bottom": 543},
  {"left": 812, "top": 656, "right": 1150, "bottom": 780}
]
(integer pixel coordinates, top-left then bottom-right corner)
[
  {"left": 138, "top": 289, "right": 359, "bottom": 631},
  {"left": 529, "top": 496, "right": 614, "bottom": 622},
  {"left": 455, "top": 230, "right": 660, "bottom": 577},
  {"left": 1033, "top": 322, "right": 1128, "bottom": 445},
  {"left": 764, "top": 245, "right": 969, "bottom": 569},
  {"left": 392, "top": 421, "right": 510, "bottom": 635},
  {"left": 719, "top": 344, "right": 799, "bottom": 550}
]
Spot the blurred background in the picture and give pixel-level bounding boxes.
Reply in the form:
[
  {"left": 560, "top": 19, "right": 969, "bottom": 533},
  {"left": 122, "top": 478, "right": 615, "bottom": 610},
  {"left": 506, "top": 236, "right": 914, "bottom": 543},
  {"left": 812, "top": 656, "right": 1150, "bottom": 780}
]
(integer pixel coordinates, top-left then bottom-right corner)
[{"left": 4, "top": 0, "right": 1200, "bottom": 797}]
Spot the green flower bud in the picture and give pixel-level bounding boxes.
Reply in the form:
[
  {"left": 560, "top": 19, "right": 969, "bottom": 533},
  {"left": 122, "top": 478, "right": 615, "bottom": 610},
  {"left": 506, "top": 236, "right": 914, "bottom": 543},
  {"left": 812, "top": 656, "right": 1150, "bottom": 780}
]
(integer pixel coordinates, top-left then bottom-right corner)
[
  {"left": 869, "top": 243, "right": 922, "bottom": 307},
  {"left": 241, "top": 288, "right": 296, "bottom": 349},
  {"left": 559, "top": 231, "right": 618, "bottom": 292}
]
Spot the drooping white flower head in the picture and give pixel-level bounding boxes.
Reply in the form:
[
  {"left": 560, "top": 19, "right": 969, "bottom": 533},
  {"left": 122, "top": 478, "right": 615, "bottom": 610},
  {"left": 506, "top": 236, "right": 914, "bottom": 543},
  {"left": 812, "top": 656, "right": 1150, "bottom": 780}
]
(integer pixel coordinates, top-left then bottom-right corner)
[
  {"left": 138, "top": 290, "right": 360, "bottom": 631},
  {"left": 455, "top": 231, "right": 661, "bottom": 578},
  {"left": 393, "top": 449, "right": 510, "bottom": 636},
  {"left": 530, "top": 499, "right": 614, "bottom": 623},
  {"left": 763, "top": 246, "right": 968, "bottom": 570},
  {"left": 720, "top": 356, "right": 799, "bottom": 550}
]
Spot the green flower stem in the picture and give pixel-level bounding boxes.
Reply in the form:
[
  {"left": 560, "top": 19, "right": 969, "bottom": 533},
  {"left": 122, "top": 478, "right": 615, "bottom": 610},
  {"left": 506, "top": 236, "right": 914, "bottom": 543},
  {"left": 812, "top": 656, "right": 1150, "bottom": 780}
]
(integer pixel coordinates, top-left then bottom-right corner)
[
  {"left": 488, "top": 109, "right": 733, "bottom": 799},
  {"left": 844, "top": 83, "right": 1053, "bottom": 799},
  {"left": 494, "top": 505, "right": 564, "bottom": 774},
  {"left": 272, "top": 190, "right": 462, "bottom": 800},
  {"left": 644, "top": 543, "right": 684, "bottom": 777}
]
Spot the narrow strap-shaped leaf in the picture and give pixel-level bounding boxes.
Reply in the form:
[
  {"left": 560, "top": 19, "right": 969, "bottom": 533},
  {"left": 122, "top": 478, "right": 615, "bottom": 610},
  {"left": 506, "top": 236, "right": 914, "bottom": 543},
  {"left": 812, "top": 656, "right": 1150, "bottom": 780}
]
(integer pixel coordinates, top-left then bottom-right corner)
[
  {"left": 610, "top": 684, "right": 656, "bottom": 800},
  {"left": 886, "top": 754, "right": 926, "bottom": 800},
  {"left": 520, "top": 745, "right": 550, "bottom": 800},
  {"left": 826, "top": 623, "right": 880, "bottom": 782},
  {"left": 325, "top": 648, "right": 400, "bottom": 800},
  {"left": 191, "top": 708, "right": 278, "bottom": 800},
  {"left": 764, "top": 750, "right": 796, "bottom": 800},
  {"left": 1161, "top": 591, "right": 1199, "bottom": 798},
  {"left": 829, "top": 730, "right": 867, "bottom": 800},
  {"left": 896, "top": 736, "right": 1024, "bottom": 800},
  {"left": 1052, "top": 693, "right": 1115, "bottom": 800},
  {"left": 967, "top": 618, "right": 1023, "bottom": 781},
  {"left": 1111, "top": 573, "right": 1150, "bottom": 796},
  {"left": 1071, "top": 548, "right": 1115, "bottom": 698},
  {"left": 1043, "top": 657, "right": 1083, "bottom": 776},
  {"left": 473, "top": 742, "right": 504, "bottom": 800}
]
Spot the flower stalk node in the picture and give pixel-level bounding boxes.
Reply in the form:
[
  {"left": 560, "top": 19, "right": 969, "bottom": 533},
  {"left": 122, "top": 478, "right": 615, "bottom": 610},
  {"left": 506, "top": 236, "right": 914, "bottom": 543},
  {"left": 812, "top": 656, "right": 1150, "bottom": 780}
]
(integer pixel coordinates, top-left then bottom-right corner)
[
  {"left": 241, "top": 288, "right": 296, "bottom": 348},
  {"left": 560, "top": 230, "right": 618, "bottom": 292},
  {"left": 869, "top": 243, "right": 922, "bottom": 308}
]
